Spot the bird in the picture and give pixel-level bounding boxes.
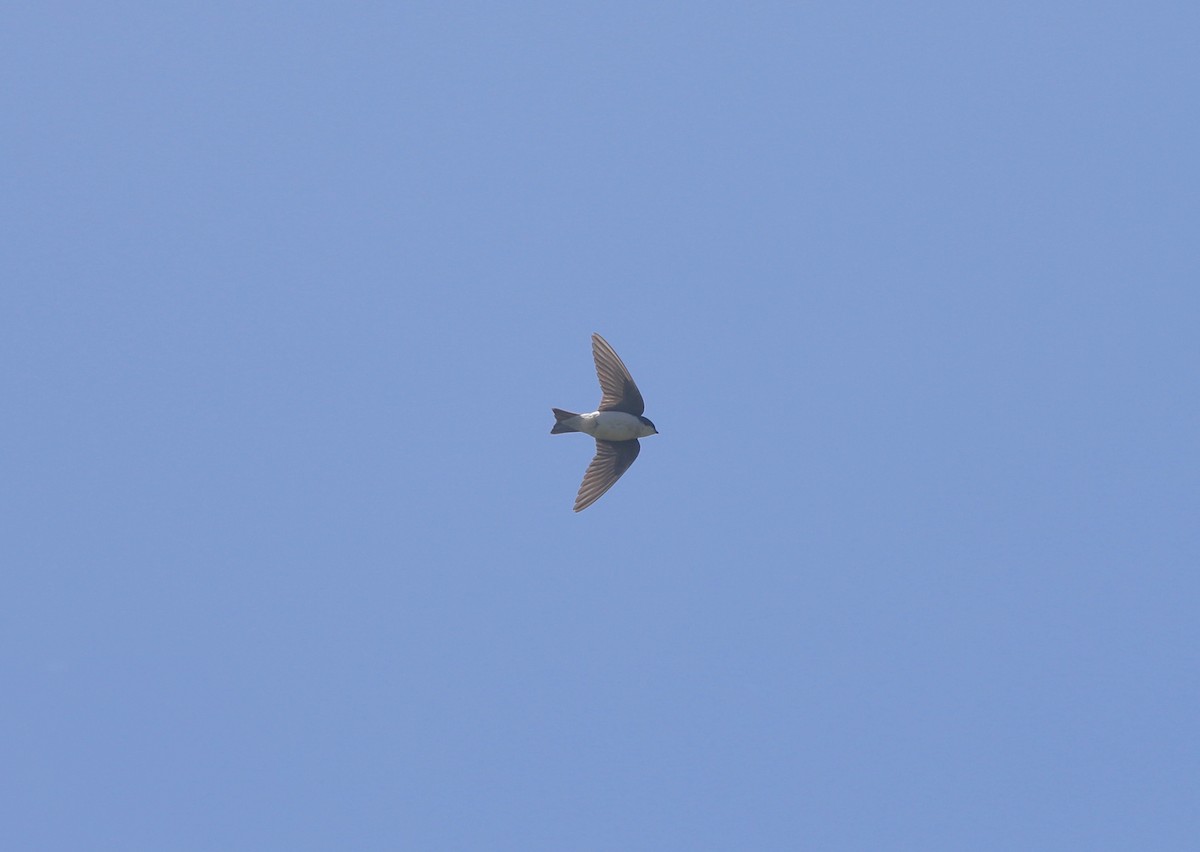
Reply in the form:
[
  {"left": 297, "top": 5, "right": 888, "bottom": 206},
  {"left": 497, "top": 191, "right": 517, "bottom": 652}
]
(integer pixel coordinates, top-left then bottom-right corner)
[{"left": 551, "top": 333, "right": 658, "bottom": 512}]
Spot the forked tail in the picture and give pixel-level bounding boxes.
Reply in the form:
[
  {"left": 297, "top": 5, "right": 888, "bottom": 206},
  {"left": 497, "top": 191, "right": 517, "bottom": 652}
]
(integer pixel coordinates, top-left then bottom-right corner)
[{"left": 551, "top": 408, "right": 580, "bottom": 434}]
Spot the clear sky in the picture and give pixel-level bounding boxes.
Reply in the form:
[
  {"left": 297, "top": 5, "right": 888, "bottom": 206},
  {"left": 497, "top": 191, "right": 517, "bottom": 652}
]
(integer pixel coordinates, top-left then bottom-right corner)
[{"left": 4, "top": 3, "right": 1198, "bottom": 850}]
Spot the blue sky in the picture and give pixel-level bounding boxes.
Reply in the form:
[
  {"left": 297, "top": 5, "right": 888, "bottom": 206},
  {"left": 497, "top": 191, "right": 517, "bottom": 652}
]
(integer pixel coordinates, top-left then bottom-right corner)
[{"left": 4, "top": 3, "right": 1198, "bottom": 849}]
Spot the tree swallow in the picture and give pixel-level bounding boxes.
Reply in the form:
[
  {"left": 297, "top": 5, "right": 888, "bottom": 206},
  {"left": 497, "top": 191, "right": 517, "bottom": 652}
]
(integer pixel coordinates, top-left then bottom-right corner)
[{"left": 551, "top": 333, "right": 658, "bottom": 512}]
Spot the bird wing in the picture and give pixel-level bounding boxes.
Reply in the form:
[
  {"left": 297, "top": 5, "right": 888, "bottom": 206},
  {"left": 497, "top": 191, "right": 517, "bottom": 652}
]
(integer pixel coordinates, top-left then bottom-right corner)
[
  {"left": 574, "top": 439, "right": 641, "bottom": 512},
  {"left": 592, "top": 333, "right": 645, "bottom": 415}
]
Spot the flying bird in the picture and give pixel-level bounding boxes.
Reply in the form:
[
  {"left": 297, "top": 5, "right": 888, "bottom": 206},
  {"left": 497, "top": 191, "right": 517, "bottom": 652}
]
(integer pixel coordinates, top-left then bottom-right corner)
[{"left": 551, "top": 333, "right": 658, "bottom": 512}]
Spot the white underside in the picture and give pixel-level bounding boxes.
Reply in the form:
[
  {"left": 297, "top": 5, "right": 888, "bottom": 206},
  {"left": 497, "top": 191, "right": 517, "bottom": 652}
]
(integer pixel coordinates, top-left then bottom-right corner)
[{"left": 573, "top": 411, "right": 655, "bottom": 441}]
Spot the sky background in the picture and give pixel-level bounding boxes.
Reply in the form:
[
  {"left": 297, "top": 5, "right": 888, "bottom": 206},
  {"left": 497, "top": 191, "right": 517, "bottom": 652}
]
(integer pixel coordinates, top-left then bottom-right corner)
[{"left": 4, "top": 3, "right": 1198, "bottom": 850}]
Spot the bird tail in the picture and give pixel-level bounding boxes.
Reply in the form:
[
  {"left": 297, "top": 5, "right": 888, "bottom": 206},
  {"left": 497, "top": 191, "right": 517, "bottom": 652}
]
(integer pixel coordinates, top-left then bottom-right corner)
[{"left": 551, "top": 408, "right": 581, "bottom": 434}]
